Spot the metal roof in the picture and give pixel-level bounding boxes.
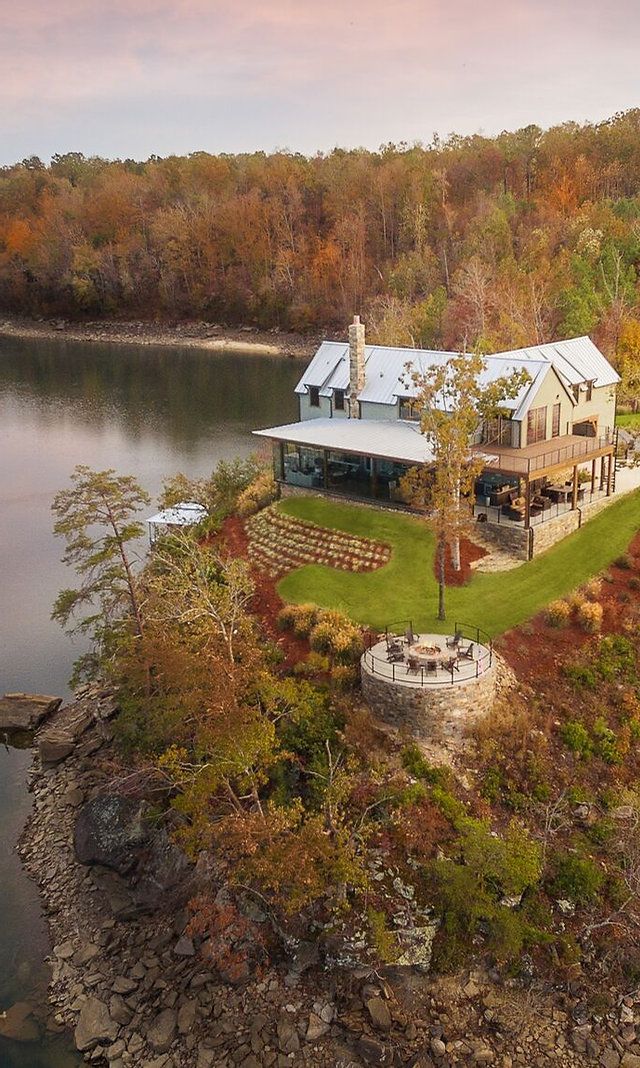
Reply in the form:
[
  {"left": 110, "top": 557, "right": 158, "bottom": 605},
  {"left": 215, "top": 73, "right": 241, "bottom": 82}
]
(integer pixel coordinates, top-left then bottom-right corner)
[
  {"left": 254, "top": 418, "right": 436, "bottom": 465},
  {"left": 295, "top": 335, "right": 619, "bottom": 407},
  {"left": 147, "top": 502, "right": 208, "bottom": 528},
  {"left": 492, "top": 337, "right": 620, "bottom": 389}
]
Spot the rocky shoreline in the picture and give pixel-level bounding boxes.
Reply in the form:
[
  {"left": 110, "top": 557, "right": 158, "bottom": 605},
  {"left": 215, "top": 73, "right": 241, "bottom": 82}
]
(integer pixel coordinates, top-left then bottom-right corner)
[
  {"left": 0, "top": 315, "right": 319, "bottom": 359},
  {"left": 10, "top": 688, "right": 640, "bottom": 1068}
]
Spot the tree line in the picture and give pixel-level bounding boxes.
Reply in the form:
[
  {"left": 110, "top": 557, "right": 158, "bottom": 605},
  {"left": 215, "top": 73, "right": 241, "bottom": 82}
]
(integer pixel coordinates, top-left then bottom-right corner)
[{"left": 4, "top": 111, "right": 640, "bottom": 390}]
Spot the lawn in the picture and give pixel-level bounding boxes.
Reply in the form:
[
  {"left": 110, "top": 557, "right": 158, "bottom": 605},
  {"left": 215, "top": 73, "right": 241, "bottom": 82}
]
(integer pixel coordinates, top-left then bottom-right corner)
[
  {"left": 276, "top": 492, "right": 640, "bottom": 637},
  {"left": 616, "top": 413, "right": 640, "bottom": 430}
]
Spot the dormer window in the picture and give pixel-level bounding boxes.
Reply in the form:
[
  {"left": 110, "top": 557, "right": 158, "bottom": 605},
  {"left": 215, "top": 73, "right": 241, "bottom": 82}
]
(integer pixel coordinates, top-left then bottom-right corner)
[
  {"left": 399, "top": 397, "right": 420, "bottom": 421},
  {"left": 334, "top": 389, "right": 345, "bottom": 411},
  {"left": 309, "top": 386, "right": 320, "bottom": 408}
]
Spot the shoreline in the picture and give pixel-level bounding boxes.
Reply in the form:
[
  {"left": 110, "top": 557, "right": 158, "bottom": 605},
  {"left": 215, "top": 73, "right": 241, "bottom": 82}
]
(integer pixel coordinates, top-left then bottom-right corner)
[{"left": 0, "top": 314, "right": 320, "bottom": 360}]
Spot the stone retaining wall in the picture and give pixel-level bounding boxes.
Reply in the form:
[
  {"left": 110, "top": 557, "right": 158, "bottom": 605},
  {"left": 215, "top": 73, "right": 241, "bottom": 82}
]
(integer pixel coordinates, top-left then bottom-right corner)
[{"left": 360, "top": 657, "right": 497, "bottom": 748}]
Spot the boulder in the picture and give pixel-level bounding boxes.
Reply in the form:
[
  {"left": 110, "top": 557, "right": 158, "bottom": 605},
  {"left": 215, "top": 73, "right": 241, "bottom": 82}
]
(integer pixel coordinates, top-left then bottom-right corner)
[
  {"left": 38, "top": 733, "right": 75, "bottom": 765},
  {"left": 74, "top": 997, "right": 119, "bottom": 1052},
  {"left": 0, "top": 693, "right": 61, "bottom": 734},
  {"left": 147, "top": 1008, "right": 177, "bottom": 1053},
  {"left": 74, "top": 796, "right": 148, "bottom": 874},
  {"left": 132, "top": 828, "right": 193, "bottom": 909},
  {"left": 365, "top": 997, "right": 392, "bottom": 1032}
]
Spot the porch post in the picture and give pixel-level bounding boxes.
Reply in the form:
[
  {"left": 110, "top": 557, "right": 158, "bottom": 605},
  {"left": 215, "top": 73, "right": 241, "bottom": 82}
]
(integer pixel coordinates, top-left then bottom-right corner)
[
  {"left": 524, "top": 477, "right": 531, "bottom": 528},
  {"left": 591, "top": 458, "right": 596, "bottom": 495},
  {"left": 600, "top": 455, "right": 606, "bottom": 491},
  {"left": 571, "top": 464, "right": 579, "bottom": 510},
  {"left": 323, "top": 449, "right": 329, "bottom": 490},
  {"left": 606, "top": 452, "right": 613, "bottom": 496}
]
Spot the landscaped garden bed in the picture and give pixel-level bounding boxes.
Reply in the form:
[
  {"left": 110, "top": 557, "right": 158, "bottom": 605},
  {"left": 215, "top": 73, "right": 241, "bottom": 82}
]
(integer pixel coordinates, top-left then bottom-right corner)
[{"left": 246, "top": 504, "right": 391, "bottom": 577}]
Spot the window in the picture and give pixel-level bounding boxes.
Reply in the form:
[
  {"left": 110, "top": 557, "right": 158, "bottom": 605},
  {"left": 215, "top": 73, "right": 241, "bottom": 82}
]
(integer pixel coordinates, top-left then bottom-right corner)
[
  {"left": 309, "top": 386, "right": 320, "bottom": 408},
  {"left": 399, "top": 397, "right": 420, "bottom": 421},
  {"left": 527, "top": 406, "right": 547, "bottom": 444},
  {"left": 552, "top": 403, "right": 561, "bottom": 438},
  {"left": 334, "top": 389, "right": 345, "bottom": 411}
]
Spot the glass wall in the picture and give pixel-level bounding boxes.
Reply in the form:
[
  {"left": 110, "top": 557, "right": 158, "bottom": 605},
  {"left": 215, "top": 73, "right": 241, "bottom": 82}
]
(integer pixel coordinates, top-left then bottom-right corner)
[{"left": 276, "top": 441, "right": 417, "bottom": 504}]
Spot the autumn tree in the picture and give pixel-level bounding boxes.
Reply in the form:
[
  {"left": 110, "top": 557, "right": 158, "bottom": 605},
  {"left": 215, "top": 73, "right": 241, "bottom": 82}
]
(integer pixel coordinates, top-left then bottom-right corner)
[
  {"left": 51, "top": 466, "right": 150, "bottom": 682},
  {"left": 401, "top": 352, "right": 529, "bottom": 620}
]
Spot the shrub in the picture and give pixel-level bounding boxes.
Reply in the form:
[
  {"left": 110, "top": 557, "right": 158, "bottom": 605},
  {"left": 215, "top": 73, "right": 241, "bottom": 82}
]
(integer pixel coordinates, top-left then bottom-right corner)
[
  {"left": 577, "top": 601, "right": 603, "bottom": 634},
  {"left": 276, "top": 604, "right": 297, "bottom": 631},
  {"left": 629, "top": 576, "right": 640, "bottom": 591},
  {"left": 236, "top": 471, "right": 277, "bottom": 517},
  {"left": 367, "top": 908, "right": 399, "bottom": 964},
  {"left": 545, "top": 599, "right": 572, "bottom": 627},
  {"left": 582, "top": 577, "right": 603, "bottom": 602},
  {"left": 592, "top": 717, "right": 620, "bottom": 764},
  {"left": 291, "top": 652, "right": 330, "bottom": 677},
  {"left": 560, "top": 720, "right": 592, "bottom": 758},
  {"left": 401, "top": 744, "right": 451, "bottom": 787},
  {"left": 290, "top": 603, "right": 321, "bottom": 638},
  {"left": 566, "top": 591, "right": 587, "bottom": 612},
  {"left": 615, "top": 553, "right": 634, "bottom": 570},
  {"left": 549, "top": 852, "right": 604, "bottom": 903},
  {"left": 309, "top": 610, "right": 364, "bottom": 664},
  {"left": 330, "top": 664, "right": 359, "bottom": 690}
]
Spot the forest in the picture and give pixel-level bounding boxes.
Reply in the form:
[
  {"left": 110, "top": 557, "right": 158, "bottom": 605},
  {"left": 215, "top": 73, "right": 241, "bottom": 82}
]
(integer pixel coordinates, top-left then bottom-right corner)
[{"left": 3, "top": 110, "right": 640, "bottom": 389}]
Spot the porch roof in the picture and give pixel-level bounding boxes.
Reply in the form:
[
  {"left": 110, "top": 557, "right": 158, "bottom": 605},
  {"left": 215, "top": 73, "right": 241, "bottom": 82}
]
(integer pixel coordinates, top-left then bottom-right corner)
[{"left": 253, "top": 418, "right": 436, "bottom": 465}]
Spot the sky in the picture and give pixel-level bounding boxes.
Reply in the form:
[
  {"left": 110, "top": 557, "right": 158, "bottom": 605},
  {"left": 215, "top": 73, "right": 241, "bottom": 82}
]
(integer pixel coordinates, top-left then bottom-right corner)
[{"left": 2, "top": 0, "right": 639, "bottom": 165}]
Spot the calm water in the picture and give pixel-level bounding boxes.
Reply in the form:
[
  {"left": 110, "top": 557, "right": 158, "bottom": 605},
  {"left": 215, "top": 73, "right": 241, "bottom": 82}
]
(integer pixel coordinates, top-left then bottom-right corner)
[{"left": 0, "top": 335, "right": 299, "bottom": 1065}]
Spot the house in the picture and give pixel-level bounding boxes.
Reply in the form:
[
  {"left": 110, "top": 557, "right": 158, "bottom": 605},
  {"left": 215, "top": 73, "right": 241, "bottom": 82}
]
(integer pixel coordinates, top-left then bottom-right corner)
[{"left": 254, "top": 317, "right": 619, "bottom": 555}]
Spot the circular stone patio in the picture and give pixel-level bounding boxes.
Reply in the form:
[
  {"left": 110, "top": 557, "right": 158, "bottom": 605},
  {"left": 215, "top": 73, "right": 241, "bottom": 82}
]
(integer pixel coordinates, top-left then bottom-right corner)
[{"left": 360, "top": 631, "right": 497, "bottom": 747}]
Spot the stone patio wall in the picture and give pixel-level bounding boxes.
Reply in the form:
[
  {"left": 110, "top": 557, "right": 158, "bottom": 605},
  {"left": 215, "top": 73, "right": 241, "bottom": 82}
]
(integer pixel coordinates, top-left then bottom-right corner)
[{"left": 360, "top": 657, "right": 497, "bottom": 748}]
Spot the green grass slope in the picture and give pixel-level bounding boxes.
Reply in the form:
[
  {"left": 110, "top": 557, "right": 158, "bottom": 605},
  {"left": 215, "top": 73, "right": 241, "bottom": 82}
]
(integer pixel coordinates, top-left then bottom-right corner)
[{"left": 276, "top": 492, "right": 640, "bottom": 636}]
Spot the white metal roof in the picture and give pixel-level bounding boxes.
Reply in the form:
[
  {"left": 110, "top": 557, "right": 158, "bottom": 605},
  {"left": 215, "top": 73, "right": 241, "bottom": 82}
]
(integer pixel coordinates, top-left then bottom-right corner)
[
  {"left": 295, "top": 335, "right": 619, "bottom": 408},
  {"left": 254, "top": 418, "right": 436, "bottom": 465},
  {"left": 492, "top": 337, "right": 620, "bottom": 389},
  {"left": 147, "top": 501, "right": 208, "bottom": 528}
]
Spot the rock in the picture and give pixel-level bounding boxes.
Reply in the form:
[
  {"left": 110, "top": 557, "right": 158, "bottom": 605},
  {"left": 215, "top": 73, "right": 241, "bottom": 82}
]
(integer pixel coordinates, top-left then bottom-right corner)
[
  {"left": 112, "top": 976, "right": 138, "bottom": 995},
  {"left": 601, "top": 1052, "right": 621, "bottom": 1068},
  {"left": 38, "top": 734, "right": 75, "bottom": 764},
  {"left": 147, "top": 1008, "right": 177, "bottom": 1053},
  {"left": 74, "top": 997, "right": 119, "bottom": 1052},
  {"left": 109, "top": 995, "right": 132, "bottom": 1026},
  {"left": 365, "top": 996, "right": 392, "bottom": 1032},
  {"left": 277, "top": 1015, "right": 301, "bottom": 1054},
  {"left": 431, "top": 1037, "right": 447, "bottom": 1057},
  {"left": 74, "top": 796, "right": 148, "bottom": 874},
  {"left": 354, "top": 1035, "right": 393, "bottom": 1064},
  {"left": 173, "top": 936, "right": 195, "bottom": 957},
  {"left": 134, "top": 828, "right": 194, "bottom": 909},
  {"left": 621, "top": 1055, "right": 640, "bottom": 1068},
  {"left": 197, "top": 1049, "right": 217, "bottom": 1068},
  {"left": 0, "top": 1001, "right": 40, "bottom": 1042},
  {"left": 54, "top": 939, "right": 76, "bottom": 960},
  {"left": 0, "top": 693, "right": 61, "bottom": 733},
  {"left": 177, "top": 999, "right": 197, "bottom": 1035},
  {"left": 306, "top": 1012, "right": 330, "bottom": 1041}
]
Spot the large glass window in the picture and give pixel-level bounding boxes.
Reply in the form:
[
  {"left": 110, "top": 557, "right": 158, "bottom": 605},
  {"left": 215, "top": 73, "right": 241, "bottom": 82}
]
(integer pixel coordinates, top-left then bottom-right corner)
[{"left": 282, "top": 442, "right": 325, "bottom": 487}]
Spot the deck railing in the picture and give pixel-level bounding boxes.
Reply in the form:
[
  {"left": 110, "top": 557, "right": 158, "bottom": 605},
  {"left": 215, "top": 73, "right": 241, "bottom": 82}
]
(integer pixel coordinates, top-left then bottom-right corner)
[
  {"left": 363, "top": 622, "right": 493, "bottom": 688},
  {"left": 474, "top": 428, "right": 614, "bottom": 475}
]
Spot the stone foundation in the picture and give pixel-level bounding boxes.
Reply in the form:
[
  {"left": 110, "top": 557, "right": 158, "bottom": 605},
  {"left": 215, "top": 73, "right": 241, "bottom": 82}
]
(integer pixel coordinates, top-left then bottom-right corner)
[{"left": 360, "top": 657, "right": 497, "bottom": 749}]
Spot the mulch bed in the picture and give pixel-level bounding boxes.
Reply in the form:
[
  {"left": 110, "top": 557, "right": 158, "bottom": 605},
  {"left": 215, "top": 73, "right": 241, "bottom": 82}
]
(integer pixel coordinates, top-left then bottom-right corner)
[
  {"left": 438, "top": 537, "right": 488, "bottom": 587},
  {"left": 497, "top": 532, "right": 640, "bottom": 686},
  {"left": 220, "top": 516, "right": 309, "bottom": 669}
]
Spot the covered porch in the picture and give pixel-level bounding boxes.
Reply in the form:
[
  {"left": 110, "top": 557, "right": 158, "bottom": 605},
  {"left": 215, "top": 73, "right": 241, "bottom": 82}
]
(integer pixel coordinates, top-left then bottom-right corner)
[
  {"left": 253, "top": 418, "right": 435, "bottom": 506},
  {"left": 472, "top": 429, "right": 617, "bottom": 529}
]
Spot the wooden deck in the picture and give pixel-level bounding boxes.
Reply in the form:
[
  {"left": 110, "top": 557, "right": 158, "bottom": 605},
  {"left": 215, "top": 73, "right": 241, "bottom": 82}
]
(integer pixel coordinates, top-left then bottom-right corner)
[{"left": 473, "top": 431, "right": 615, "bottom": 478}]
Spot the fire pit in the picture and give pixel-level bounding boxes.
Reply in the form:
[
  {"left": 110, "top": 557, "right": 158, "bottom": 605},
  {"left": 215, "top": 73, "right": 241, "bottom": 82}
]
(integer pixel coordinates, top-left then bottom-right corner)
[{"left": 412, "top": 643, "right": 442, "bottom": 656}]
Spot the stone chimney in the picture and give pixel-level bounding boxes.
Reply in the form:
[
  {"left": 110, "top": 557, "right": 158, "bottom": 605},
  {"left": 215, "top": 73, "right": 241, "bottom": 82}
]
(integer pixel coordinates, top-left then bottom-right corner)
[{"left": 348, "top": 315, "right": 365, "bottom": 418}]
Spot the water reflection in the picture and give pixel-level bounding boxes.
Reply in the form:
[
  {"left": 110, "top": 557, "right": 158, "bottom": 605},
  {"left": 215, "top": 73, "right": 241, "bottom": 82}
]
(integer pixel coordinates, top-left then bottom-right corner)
[{"left": 0, "top": 335, "right": 300, "bottom": 1066}]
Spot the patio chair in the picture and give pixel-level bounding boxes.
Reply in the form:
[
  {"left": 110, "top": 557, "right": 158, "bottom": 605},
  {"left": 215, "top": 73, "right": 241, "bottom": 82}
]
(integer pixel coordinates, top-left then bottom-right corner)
[
  {"left": 406, "top": 656, "right": 421, "bottom": 674},
  {"left": 458, "top": 642, "right": 475, "bottom": 661},
  {"left": 405, "top": 625, "right": 416, "bottom": 646},
  {"left": 425, "top": 659, "right": 438, "bottom": 673},
  {"left": 387, "top": 649, "right": 405, "bottom": 663},
  {"left": 445, "top": 657, "right": 459, "bottom": 674},
  {"left": 446, "top": 631, "right": 462, "bottom": 649},
  {"left": 387, "top": 638, "right": 403, "bottom": 655}
]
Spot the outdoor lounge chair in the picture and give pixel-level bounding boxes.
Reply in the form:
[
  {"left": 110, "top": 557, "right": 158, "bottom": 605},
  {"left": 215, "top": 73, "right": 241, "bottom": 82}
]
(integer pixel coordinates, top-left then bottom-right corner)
[
  {"left": 405, "top": 626, "right": 416, "bottom": 646},
  {"left": 387, "top": 649, "right": 405, "bottom": 663},
  {"left": 458, "top": 643, "right": 475, "bottom": 660},
  {"left": 387, "top": 638, "right": 403, "bottom": 655},
  {"left": 446, "top": 631, "right": 462, "bottom": 649},
  {"left": 445, "top": 657, "right": 459, "bottom": 673},
  {"left": 406, "top": 657, "right": 421, "bottom": 674}
]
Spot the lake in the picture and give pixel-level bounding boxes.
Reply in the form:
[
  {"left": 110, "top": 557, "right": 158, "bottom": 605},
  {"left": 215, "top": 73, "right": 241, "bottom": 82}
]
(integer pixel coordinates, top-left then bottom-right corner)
[{"left": 0, "top": 335, "right": 300, "bottom": 1065}]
